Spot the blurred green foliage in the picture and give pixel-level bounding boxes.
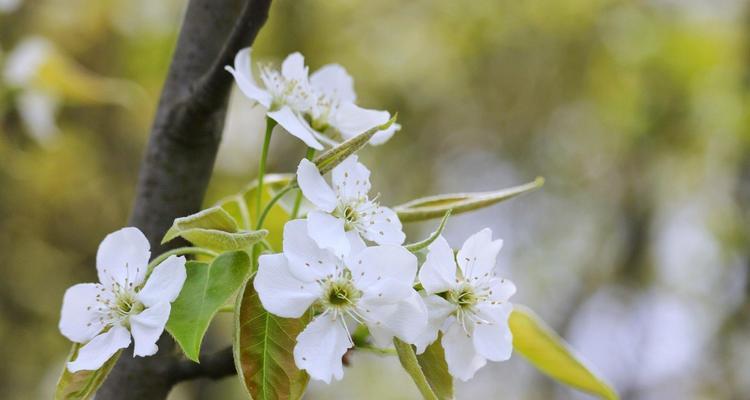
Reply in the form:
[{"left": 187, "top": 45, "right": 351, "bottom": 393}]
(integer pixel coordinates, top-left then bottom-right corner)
[{"left": 2, "top": 0, "right": 750, "bottom": 399}]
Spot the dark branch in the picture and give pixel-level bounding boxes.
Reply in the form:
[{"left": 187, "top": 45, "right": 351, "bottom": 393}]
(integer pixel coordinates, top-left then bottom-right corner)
[
  {"left": 97, "top": 0, "right": 272, "bottom": 399},
  {"left": 169, "top": 347, "right": 236, "bottom": 383}
]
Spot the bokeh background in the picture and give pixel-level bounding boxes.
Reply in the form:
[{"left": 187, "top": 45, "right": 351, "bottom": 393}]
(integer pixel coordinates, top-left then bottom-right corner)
[{"left": 1, "top": 0, "right": 748, "bottom": 399}]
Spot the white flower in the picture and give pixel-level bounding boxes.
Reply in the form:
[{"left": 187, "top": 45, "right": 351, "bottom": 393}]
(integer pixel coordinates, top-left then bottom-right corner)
[
  {"left": 3, "top": 37, "right": 60, "bottom": 142},
  {"left": 414, "top": 230, "right": 516, "bottom": 381},
  {"left": 306, "top": 63, "right": 400, "bottom": 146},
  {"left": 226, "top": 47, "right": 399, "bottom": 149},
  {"left": 58, "top": 227, "right": 187, "bottom": 372},
  {"left": 253, "top": 219, "right": 426, "bottom": 383},
  {"left": 296, "top": 155, "right": 405, "bottom": 258}
]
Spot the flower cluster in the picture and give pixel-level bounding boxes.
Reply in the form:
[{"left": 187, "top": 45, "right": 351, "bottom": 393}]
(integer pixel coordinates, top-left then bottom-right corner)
[
  {"left": 254, "top": 156, "right": 517, "bottom": 382},
  {"left": 226, "top": 48, "right": 400, "bottom": 150}
]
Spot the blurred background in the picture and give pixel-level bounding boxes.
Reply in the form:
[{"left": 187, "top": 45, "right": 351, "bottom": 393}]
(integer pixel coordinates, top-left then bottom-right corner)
[{"left": 1, "top": 0, "right": 748, "bottom": 399}]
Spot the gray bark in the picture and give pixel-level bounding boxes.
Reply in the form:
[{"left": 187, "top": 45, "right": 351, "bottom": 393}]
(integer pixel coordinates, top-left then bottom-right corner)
[{"left": 97, "top": 0, "right": 272, "bottom": 398}]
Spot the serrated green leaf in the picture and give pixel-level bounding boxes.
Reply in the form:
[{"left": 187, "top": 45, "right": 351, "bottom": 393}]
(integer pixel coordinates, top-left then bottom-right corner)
[
  {"left": 404, "top": 210, "right": 452, "bottom": 252},
  {"left": 234, "top": 279, "right": 310, "bottom": 400},
  {"left": 510, "top": 305, "right": 618, "bottom": 400},
  {"left": 166, "top": 251, "right": 251, "bottom": 362},
  {"left": 395, "top": 177, "right": 544, "bottom": 223},
  {"left": 54, "top": 345, "right": 121, "bottom": 400},
  {"left": 162, "top": 206, "right": 267, "bottom": 251},
  {"left": 394, "top": 337, "right": 453, "bottom": 400}
]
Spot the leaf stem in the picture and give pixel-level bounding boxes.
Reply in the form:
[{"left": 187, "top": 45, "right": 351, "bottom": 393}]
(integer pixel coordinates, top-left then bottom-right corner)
[
  {"left": 147, "top": 247, "right": 218, "bottom": 272},
  {"left": 255, "top": 184, "right": 294, "bottom": 229},
  {"left": 255, "top": 117, "right": 276, "bottom": 221},
  {"left": 291, "top": 147, "right": 316, "bottom": 219}
]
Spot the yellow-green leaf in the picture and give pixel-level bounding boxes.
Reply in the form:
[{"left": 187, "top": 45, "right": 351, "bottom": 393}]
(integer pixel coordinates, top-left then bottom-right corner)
[
  {"left": 510, "top": 305, "right": 618, "bottom": 400},
  {"left": 234, "top": 280, "right": 310, "bottom": 400},
  {"left": 394, "top": 337, "right": 453, "bottom": 400},
  {"left": 162, "top": 206, "right": 267, "bottom": 252},
  {"left": 216, "top": 174, "right": 299, "bottom": 250},
  {"left": 395, "top": 177, "right": 544, "bottom": 223},
  {"left": 54, "top": 345, "right": 121, "bottom": 400}
]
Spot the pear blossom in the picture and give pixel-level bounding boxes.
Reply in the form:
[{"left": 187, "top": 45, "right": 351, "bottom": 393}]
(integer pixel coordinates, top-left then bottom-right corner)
[
  {"left": 3, "top": 37, "right": 60, "bottom": 142},
  {"left": 414, "top": 230, "right": 516, "bottom": 381},
  {"left": 59, "top": 227, "right": 187, "bottom": 372},
  {"left": 296, "top": 155, "right": 405, "bottom": 258},
  {"left": 306, "top": 63, "right": 400, "bottom": 146},
  {"left": 253, "top": 219, "right": 426, "bottom": 383},
  {"left": 225, "top": 47, "right": 399, "bottom": 149}
]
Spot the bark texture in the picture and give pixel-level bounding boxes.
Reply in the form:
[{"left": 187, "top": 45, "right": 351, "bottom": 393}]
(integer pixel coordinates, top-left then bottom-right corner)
[{"left": 97, "top": 1, "right": 272, "bottom": 398}]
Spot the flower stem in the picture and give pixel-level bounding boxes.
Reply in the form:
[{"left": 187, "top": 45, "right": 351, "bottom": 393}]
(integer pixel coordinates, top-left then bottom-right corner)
[
  {"left": 291, "top": 147, "right": 316, "bottom": 219},
  {"left": 255, "top": 117, "right": 276, "bottom": 221},
  {"left": 147, "top": 247, "right": 219, "bottom": 273},
  {"left": 256, "top": 183, "right": 294, "bottom": 229}
]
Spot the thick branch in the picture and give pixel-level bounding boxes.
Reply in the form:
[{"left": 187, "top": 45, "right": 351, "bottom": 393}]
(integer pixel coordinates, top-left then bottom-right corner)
[
  {"left": 169, "top": 347, "right": 236, "bottom": 382},
  {"left": 97, "top": 0, "right": 272, "bottom": 399}
]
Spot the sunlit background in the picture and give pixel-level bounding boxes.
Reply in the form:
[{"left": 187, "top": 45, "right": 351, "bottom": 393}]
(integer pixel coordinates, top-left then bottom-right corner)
[{"left": 1, "top": 0, "right": 748, "bottom": 399}]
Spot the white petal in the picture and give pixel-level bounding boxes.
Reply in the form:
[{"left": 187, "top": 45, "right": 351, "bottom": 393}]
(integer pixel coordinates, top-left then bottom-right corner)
[
  {"left": 442, "top": 321, "right": 487, "bottom": 381},
  {"left": 307, "top": 211, "right": 349, "bottom": 258},
  {"left": 418, "top": 236, "right": 458, "bottom": 294},
  {"left": 18, "top": 90, "right": 59, "bottom": 143},
  {"left": 254, "top": 254, "right": 319, "bottom": 318},
  {"left": 362, "top": 290, "right": 427, "bottom": 346},
  {"left": 96, "top": 227, "right": 150, "bottom": 289},
  {"left": 456, "top": 228, "right": 503, "bottom": 281},
  {"left": 487, "top": 278, "right": 516, "bottom": 302},
  {"left": 349, "top": 245, "right": 417, "bottom": 292},
  {"left": 413, "top": 294, "right": 455, "bottom": 354},
  {"left": 59, "top": 283, "right": 108, "bottom": 343},
  {"left": 296, "top": 159, "right": 337, "bottom": 212},
  {"left": 281, "top": 52, "right": 308, "bottom": 82},
  {"left": 346, "top": 230, "right": 367, "bottom": 256},
  {"left": 67, "top": 325, "right": 131, "bottom": 372},
  {"left": 136, "top": 256, "right": 187, "bottom": 307},
  {"left": 294, "top": 314, "right": 351, "bottom": 383},
  {"left": 475, "top": 300, "right": 514, "bottom": 325},
  {"left": 310, "top": 64, "right": 356, "bottom": 103},
  {"left": 268, "top": 106, "right": 324, "bottom": 150},
  {"left": 472, "top": 314, "right": 513, "bottom": 362},
  {"left": 331, "top": 155, "right": 371, "bottom": 201},
  {"left": 130, "top": 302, "right": 170, "bottom": 357},
  {"left": 282, "top": 219, "right": 339, "bottom": 281},
  {"left": 361, "top": 205, "right": 405, "bottom": 246},
  {"left": 369, "top": 122, "right": 400, "bottom": 145},
  {"left": 331, "top": 102, "right": 390, "bottom": 140},
  {"left": 226, "top": 47, "right": 272, "bottom": 108}
]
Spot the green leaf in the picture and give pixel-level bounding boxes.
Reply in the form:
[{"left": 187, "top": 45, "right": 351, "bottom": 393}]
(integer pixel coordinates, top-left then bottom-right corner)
[
  {"left": 416, "top": 337, "right": 453, "bottom": 400},
  {"left": 162, "top": 206, "right": 267, "bottom": 251},
  {"left": 395, "top": 177, "right": 545, "bottom": 223},
  {"left": 394, "top": 338, "right": 453, "bottom": 400},
  {"left": 404, "top": 210, "right": 452, "bottom": 252},
  {"left": 234, "top": 280, "right": 310, "bottom": 400},
  {"left": 217, "top": 174, "right": 298, "bottom": 250},
  {"left": 510, "top": 305, "right": 618, "bottom": 400},
  {"left": 313, "top": 114, "right": 397, "bottom": 176},
  {"left": 54, "top": 345, "right": 121, "bottom": 400},
  {"left": 166, "top": 251, "right": 251, "bottom": 362}
]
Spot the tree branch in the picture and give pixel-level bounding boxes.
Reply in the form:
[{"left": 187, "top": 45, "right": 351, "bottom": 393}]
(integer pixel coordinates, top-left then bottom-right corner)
[
  {"left": 169, "top": 347, "right": 237, "bottom": 383},
  {"left": 97, "top": 0, "right": 272, "bottom": 399}
]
